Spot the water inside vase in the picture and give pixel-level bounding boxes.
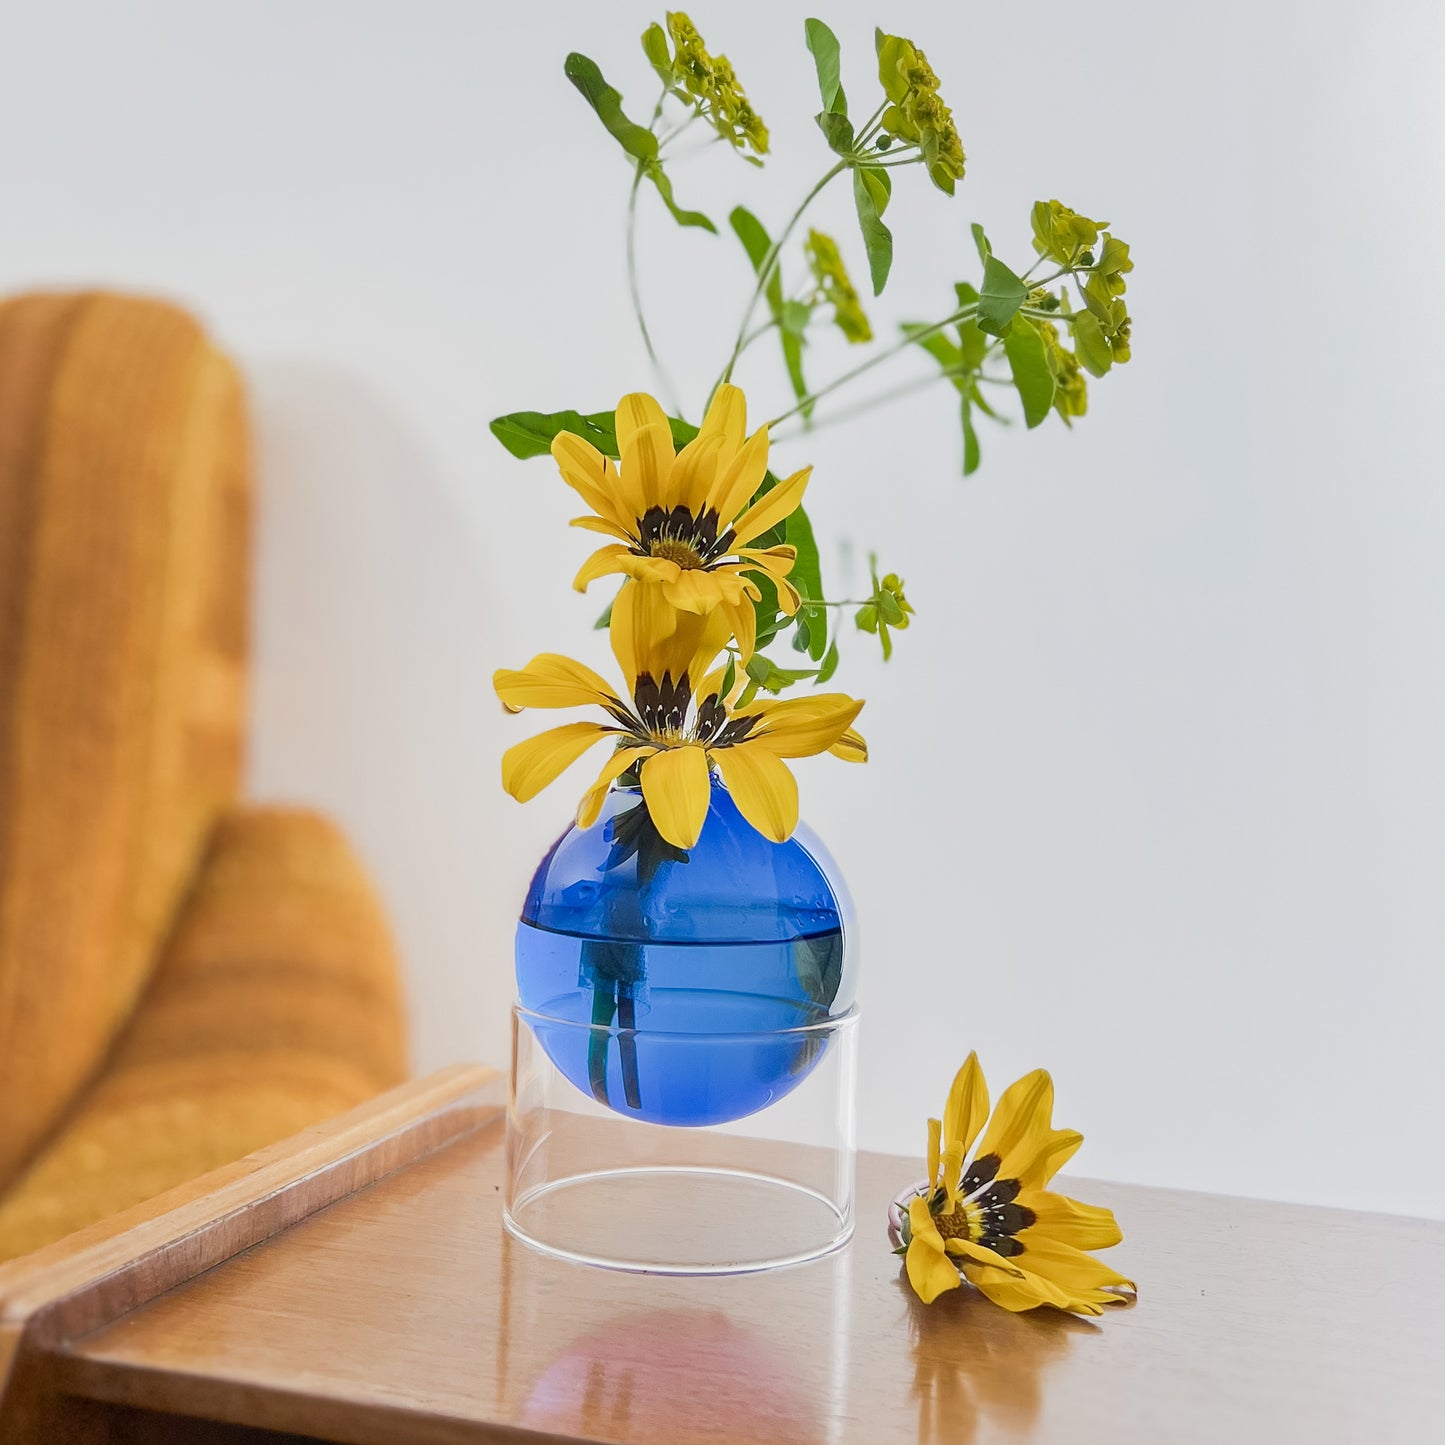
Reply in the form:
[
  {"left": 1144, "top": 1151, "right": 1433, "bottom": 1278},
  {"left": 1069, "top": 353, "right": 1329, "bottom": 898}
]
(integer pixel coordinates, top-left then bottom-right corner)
[{"left": 515, "top": 921, "right": 845, "bottom": 1127}]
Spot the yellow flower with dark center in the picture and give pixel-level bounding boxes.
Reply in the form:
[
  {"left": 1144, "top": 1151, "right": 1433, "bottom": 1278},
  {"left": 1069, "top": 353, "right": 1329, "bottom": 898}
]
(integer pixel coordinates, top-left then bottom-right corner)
[
  {"left": 495, "top": 582, "right": 866, "bottom": 849},
  {"left": 805, "top": 230, "right": 873, "bottom": 344},
  {"left": 665, "top": 12, "right": 769, "bottom": 156},
  {"left": 876, "top": 32, "right": 966, "bottom": 193},
  {"left": 554, "top": 385, "right": 806, "bottom": 660},
  {"left": 899, "top": 1053, "right": 1135, "bottom": 1315}
]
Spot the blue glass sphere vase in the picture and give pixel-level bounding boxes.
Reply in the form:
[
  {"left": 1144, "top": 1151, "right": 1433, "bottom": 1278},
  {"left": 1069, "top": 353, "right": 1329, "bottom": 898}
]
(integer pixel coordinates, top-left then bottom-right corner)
[
  {"left": 505, "top": 776, "right": 861, "bottom": 1273},
  {"left": 514, "top": 775, "right": 858, "bottom": 1127}
]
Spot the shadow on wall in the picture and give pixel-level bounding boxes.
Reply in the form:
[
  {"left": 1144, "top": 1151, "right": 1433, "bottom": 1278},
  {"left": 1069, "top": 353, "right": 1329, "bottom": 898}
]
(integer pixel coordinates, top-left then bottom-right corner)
[{"left": 244, "top": 361, "right": 505, "bottom": 1075}]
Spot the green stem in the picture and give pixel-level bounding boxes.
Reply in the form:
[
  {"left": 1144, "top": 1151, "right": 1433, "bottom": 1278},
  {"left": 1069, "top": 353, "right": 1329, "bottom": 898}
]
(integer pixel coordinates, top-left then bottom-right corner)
[
  {"left": 627, "top": 162, "right": 681, "bottom": 412},
  {"left": 852, "top": 100, "right": 889, "bottom": 150},
  {"left": 766, "top": 303, "right": 981, "bottom": 428},
  {"left": 716, "top": 159, "right": 849, "bottom": 393}
]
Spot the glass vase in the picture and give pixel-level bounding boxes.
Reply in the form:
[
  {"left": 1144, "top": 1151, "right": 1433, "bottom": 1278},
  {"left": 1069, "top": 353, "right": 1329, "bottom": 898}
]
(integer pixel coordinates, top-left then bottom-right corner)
[{"left": 504, "top": 774, "right": 860, "bottom": 1272}]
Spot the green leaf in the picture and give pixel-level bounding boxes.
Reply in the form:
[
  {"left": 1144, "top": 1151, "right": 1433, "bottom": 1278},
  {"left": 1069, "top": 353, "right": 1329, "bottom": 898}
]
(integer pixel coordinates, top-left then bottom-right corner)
[
  {"left": 853, "top": 168, "right": 894, "bottom": 296},
  {"left": 641, "top": 22, "right": 673, "bottom": 88},
  {"left": 721, "top": 654, "right": 737, "bottom": 697},
  {"left": 977, "top": 254, "right": 1028, "bottom": 337},
  {"left": 594, "top": 599, "right": 614, "bottom": 630},
  {"left": 970, "top": 222, "right": 992, "bottom": 265},
  {"left": 804, "top": 18, "right": 847, "bottom": 114},
  {"left": 953, "top": 282, "right": 990, "bottom": 371},
  {"left": 786, "top": 505, "right": 828, "bottom": 662},
  {"left": 647, "top": 162, "right": 716, "bottom": 232},
  {"left": 744, "top": 655, "right": 820, "bottom": 694},
  {"left": 815, "top": 110, "right": 856, "bottom": 155},
  {"left": 1071, "top": 311, "right": 1113, "bottom": 377},
  {"left": 729, "top": 205, "right": 773, "bottom": 278},
  {"left": 970, "top": 382, "right": 1006, "bottom": 421},
  {"left": 859, "top": 164, "right": 892, "bottom": 216},
  {"left": 564, "top": 53, "right": 658, "bottom": 163},
  {"left": 489, "top": 408, "right": 696, "bottom": 460},
  {"left": 961, "top": 395, "right": 981, "bottom": 475},
  {"left": 792, "top": 616, "right": 812, "bottom": 653},
  {"left": 490, "top": 408, "right": 613, "bottom": 460},
  {"left": 1002, "top": 317, "right": 1056, "bottom": 429},
  {"left": 816, "top": 640, "right": 840, "bottom": 684}
]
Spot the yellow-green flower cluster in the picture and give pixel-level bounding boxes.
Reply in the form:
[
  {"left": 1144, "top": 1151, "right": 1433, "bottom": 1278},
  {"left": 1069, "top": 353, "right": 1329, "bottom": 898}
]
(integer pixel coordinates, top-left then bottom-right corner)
[
  {"left": 1085, "top": 235, "right": 1133, "bottom": 365},
  {"left": 876, "top": 32, "right": 966, "bottom": 194},
  {"left": 1038, "top": 321, "right": 1088, "bottom": 424},
  {"left": 1031, "top": 200, "right": 1101, "bottom": 267},
  {"left": 665, "top": 12, "right": 769, "bottom": 157},
  {"left": 1033, "top": 201, "right": 1134, "bottom": 368},
  {"left": 805, "top": 229, "right": 873, "bottom": 344}
]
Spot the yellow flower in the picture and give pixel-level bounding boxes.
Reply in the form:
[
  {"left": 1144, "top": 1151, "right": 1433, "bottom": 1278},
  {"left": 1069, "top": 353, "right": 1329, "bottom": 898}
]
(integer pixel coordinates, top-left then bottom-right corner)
[
  {"left": 665, "top": 12, "right": 769, "bottom": 156},
  {"left": 495, "top": 582, "right": 866, "bottom": 849},
  {"left": 876, "top": 33, "right": 966, "bottom": 194},
  {"left": 805, "top": 229, "right": 873, "bottom": 344},
  {"left": 900, "top": 1053, "right": 1136, "bottom": 1316},
  {"left": 554, "top": 385, "right": 807, "bottom": 660}
]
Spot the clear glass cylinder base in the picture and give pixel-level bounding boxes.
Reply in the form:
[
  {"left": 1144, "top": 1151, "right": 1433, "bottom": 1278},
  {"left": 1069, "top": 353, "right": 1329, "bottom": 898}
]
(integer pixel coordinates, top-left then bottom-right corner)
[{"left": 504, "top": 1002, "right": 859, "bottom": 1274}]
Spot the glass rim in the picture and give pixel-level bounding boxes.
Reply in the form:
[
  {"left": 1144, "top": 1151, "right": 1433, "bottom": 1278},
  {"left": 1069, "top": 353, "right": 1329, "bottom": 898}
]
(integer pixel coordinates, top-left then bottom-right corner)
[{"left": 512, "top": 998, "right": 860, "bottom": 1042}]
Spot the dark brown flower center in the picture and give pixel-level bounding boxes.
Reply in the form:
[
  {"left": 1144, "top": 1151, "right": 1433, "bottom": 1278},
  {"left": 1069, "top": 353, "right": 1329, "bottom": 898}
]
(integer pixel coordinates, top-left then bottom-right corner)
[{"left": 634, "top": 504, "right": 733, "bottom": 568}]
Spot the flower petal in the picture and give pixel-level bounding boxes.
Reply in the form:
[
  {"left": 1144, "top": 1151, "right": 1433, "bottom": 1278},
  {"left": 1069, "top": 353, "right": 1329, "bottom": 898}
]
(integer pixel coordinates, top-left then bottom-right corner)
[
  {"left": 735, "top": 693, "right": 865, "bottom": 759},
  {"left": 712, "top": 744, "right": 798, "bottom": 842},
  {"left": 1015, "top": 1191, "right": 1124, "bottom": 1251},
  {"left": 494, "top": 654, "right": 626, "bottom": 713},
  {"left": 829, "top": 727, "right": 869, "bottom": 763},
  {"left": 639, "top": 744, "right": 712, "bottom": 848},
  {"left": 576, "top": 744, "right": 654, "bottom": 829},
  {"left": 1014, "top": 1234, "right": 1136, "bottom": 1296},
  {"left": 619, "top": 555, "right": 682, "bottom": 586},
  {"left": 570, "top": 514, "right": 637, "bottom": 542},
  {"left": 774, "top": 575, "right": 802, "bottom": 615},
  {"left": 975, "top": 1069, "right": 1084, "bottom": 1192},
  {"left": 618, "top": 414, "right": 675, "bottom": 513},
  {"left": 552, "top": 433, "right": 633, "bottom": 533},
  {"left": 943, "top": 1237, "right": 1026, "bottom": 1275},
  {"left": 671, "top": 430, "right": 728, "bottom": 516},
  {"left": 961, "top": 1260, "right": 1087, "bottom": 1315},
  {"left": 708, "top": 424, "right": 772, "bottom": 526},
  {"left": 696, "top": 381, "right": 747, "bottom": 458},
  {"left": 615, "top": 391, "right": 670, "bottom": 457},
  {"left": 501, "top": 722, "right": 613, "bottom": 802},
  {"left": 730, "top": 465, "right": 810, "bottom": 548},
  {"left": 735, "top": 544, "right": 797, "bottom": 579},
  {"left": 905, "top": 1198, "right": 961, "bottom": 1304},
  {"left": 610, "top": 580, "right": 671, "bottom": 695},
  {"left": 927, "top": 1119, "right": 942, "bottom": 1192},
  {"left": 662, "top": 567, "right": 726, "bottom": 615},
  {"left": 573, "top": 544, "right": 633, "bottom": 593},
  {"left": 943, "top": 1052, "right": 990, "bottom": 1164},
  {"left": 720, "top": 591, "right": 757, "bottom": 663}
]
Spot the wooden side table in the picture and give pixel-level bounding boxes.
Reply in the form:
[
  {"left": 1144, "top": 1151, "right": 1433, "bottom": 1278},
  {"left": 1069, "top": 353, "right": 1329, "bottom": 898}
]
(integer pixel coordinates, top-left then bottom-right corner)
[{"left": 1, "top": 1064, "right": 1441, "bottom": 1443}]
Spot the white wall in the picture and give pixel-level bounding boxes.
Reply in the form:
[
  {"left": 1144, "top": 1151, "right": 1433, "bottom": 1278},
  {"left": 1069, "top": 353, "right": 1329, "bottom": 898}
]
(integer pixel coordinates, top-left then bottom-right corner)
[{"left": 4, "top": 0, "right": 1443, "bottom": 1218}]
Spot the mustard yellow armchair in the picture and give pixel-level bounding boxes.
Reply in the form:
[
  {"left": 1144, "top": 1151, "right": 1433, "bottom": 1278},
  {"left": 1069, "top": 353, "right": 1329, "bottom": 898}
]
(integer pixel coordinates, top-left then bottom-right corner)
[{"left": 0, "top": 292, "right": 407, "bottom": 1262}]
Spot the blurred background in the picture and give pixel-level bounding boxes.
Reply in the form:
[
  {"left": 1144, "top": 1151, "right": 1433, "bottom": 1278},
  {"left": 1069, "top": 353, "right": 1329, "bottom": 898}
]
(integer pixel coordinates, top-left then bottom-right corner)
[{"left": 3, "top": 0, "right": 1441, "bottom": 1219}]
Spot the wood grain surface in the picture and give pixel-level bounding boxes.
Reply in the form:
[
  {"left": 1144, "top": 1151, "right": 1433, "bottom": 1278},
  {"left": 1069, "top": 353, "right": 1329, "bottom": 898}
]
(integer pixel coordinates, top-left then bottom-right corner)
[
  {"left": 0, "top": 1064, "right": 501, "bottom": 1440},
  {"left": 10, "top": 1077, "right": 1439, "bottom": 1445}
]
